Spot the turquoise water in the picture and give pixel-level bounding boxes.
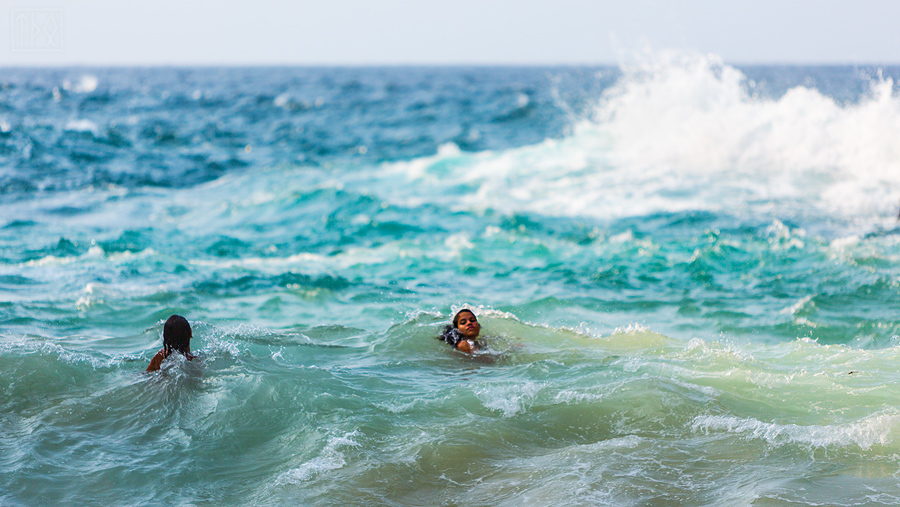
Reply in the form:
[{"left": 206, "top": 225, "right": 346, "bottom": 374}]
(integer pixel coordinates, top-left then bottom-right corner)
[{"left": 3, "top": 53, "right": 900, "bottom": 505}]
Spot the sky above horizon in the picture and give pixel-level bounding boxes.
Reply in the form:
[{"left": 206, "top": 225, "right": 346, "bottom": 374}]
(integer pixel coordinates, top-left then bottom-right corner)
[{"left": 3, "top": 0, "right": 900, "bottom": 66}]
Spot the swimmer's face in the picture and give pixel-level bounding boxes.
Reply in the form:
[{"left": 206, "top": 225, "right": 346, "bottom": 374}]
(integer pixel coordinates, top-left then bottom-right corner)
[{"left": 455, "top": 311, "right": 480, "bottom": 338}]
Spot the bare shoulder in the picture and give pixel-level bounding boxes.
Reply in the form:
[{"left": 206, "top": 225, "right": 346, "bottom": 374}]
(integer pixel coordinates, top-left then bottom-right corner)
[{"left": 146, "top": 349, "right": 168, "bottom": 372}]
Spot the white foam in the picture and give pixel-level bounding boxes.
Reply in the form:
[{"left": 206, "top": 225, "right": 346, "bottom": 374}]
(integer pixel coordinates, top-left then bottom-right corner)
[
  {"left": 21, "top": 254, "right": 77, "bottom": 267},
  {"left": 13, "top": 247, "right": 162, "bottom": 270},
  {"left": 692, "top": 410, "right": 900, "bottom": 449},
  {"left": 611, "top": 323, "right": 651, "bottom": 335},
  {"left": 782, "top": 295, "right": 815, "bottom": 316},
  {"left": 448, "top": 304, "right": 520, "bottom": 323},
  {"left": 444, "top": 233, "right": 474, "bottom": 255},
  {"left": 367, "top": 50, "right": 900, "bottom": 227},
  {"left": 274, "top": 93, "right": 291, "bottom": 108},
  {"left": 475, "top": 382, "right": 540, "bottom": 417},
  {"left": 1, "top": 337, "right": 124, "bottom": 369},
  {"left": 591, "top": 53, "right": 900, "bottom": 220},
  {"left": 189, "top": 252, "right": 326, "bottom": 270},
  {"left": 62, "top": 74, "right": 98, "bottom": 93},
  {"left": 75, "top": 282, "right": 103, "bottom": 309},
  {"left": 276, "top": 431, "right": 360, "bottom": 484},
  {"left": 64, "top": 119, "right": 100, "bottom": 136}
]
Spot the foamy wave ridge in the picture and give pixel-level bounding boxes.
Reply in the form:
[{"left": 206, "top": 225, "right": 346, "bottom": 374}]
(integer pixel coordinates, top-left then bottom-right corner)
[
  {"left": 590, "top": 50, "right": 900, "bottom": 217},
  {"left": 692, "top": 410, "right": 900, "bottom": 449},
  {"left": 377, "top": 51, "right": 900, "bottom": 223},
  {"left": 276, "top": 431, "right": 360, "bottom": 484}
]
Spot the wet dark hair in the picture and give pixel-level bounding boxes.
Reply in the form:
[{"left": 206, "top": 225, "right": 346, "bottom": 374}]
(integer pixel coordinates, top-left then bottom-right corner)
[
  {"left": 452, "top": 309, "right": 475, "bottom": 328},
  {"left": 163, "top": 314, "right": 192, "bottom": 354}
]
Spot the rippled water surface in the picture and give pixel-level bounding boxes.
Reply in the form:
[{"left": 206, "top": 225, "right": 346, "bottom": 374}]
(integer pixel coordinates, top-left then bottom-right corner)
[{"left": 3, "top": 55, "right": 900, "bottom": 506}]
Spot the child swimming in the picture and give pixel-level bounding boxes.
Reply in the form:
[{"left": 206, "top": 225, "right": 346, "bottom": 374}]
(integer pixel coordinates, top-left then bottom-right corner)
[
  {"left": 438, "top": 308, "right": 481, "bottom": 353},
  {"left": 146, "top": 314, "right": 197, "bottom": 372}
]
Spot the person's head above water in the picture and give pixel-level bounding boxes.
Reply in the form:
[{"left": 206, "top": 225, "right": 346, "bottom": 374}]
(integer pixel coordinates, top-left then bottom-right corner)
[
  {"left": 452, "top": 308, "right": 480, "bottom": 339},
  {"left": 163, "top": 314, "right": 192, "bottom": 354},
  {"left": 147, "top": 314, "right": 195, "bottom": 372}
]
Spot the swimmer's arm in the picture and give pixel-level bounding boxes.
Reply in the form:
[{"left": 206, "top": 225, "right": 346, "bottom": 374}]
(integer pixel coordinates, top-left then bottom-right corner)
[
  {"left": 456, "top": 340, "right": 476, "bottom": 353},
  {"left": 146, "top": 349, "right": 168, "bottom": 372}
]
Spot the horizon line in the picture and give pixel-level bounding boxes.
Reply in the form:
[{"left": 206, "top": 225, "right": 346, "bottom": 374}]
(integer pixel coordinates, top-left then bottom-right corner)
[{"left": 3, "top": 60, "right": 900, "bottom": 69}]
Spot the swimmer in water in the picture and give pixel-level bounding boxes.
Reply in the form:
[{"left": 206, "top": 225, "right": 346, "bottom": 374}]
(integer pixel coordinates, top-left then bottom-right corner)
[
  {"left": 146, "top": 314, "right": 197, "bottom": 372},
  {"left": 439, "top": 308, "right": 481, "bottom": 353}
]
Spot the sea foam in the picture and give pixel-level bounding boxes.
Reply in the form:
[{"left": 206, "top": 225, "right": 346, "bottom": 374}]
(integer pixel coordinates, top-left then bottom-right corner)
[
  {"left": 368, "top": 51, "right": 900, "bottom": 226},
  {"left": 692, "top": 410, "right": 900, "bottom": 449}
]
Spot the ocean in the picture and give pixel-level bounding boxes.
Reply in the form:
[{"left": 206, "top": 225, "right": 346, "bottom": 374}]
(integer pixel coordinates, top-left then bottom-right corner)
[{"left": 2, "top": 51, "right": 900, "bottom": 506}]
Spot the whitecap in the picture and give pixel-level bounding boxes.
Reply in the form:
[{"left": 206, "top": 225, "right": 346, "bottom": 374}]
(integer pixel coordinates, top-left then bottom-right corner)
[
  {"left": 358, "top": 49, "right": 900, "bottom": 231},
  {"left": 276, "top": 431, "right": 360, "bottom": 484},
  {"left": 62, "top": 74, "right": 98, "bottom": 93},
  {"left": 475, "top": 382, "right": 540, "bottom": 417},
  {"left": 64, "top": 119, "right": 100, "bottom": 136},
  {"left": 691, "top": 410, "right": 900, "bottom": 449}
]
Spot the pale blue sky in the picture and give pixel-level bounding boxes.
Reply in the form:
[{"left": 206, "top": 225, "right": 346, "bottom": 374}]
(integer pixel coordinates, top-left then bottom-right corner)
[{"left": 3, "top": 0, "right": 900, "bottom": 66}]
